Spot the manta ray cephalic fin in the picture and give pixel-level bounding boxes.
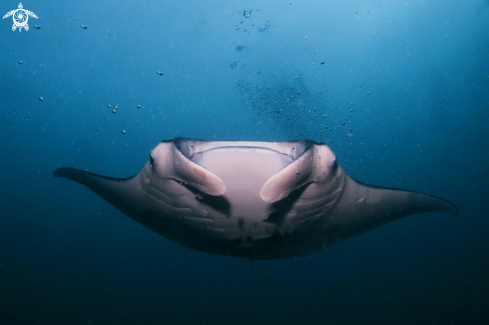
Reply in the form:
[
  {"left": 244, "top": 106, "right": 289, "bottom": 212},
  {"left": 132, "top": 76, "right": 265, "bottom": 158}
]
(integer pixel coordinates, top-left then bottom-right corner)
[
  {"left": 150, "top": 140, "right": 226, "bottom": 196},
  {"left": 260, "top": 143, "right": 338, "bottom": 203}
]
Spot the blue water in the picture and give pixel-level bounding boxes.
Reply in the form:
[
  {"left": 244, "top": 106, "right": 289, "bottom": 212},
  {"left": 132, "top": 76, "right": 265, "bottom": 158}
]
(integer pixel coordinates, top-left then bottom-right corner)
[{"left": 1, "top": 0, "right": 488, "bottom": 324}]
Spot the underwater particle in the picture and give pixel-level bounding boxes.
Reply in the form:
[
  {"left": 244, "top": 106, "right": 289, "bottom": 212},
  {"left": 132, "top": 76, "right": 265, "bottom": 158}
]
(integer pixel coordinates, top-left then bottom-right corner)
[
  {"left": 112, "top": 109, "right": 116, "bottom": 114},
  {"left": 229, "top": 61, "right": 238, "bottom": 69},
  {"left": 258, "top": 24, "right": 270, "bottom": 32},
  {"left": 34, "top": 25, "right": 40, "bottom": 29},
  {"left": 295, "top": 76, "right": 299, "bottom": 79},
  {"left": 367, "top": 92, "right": 371, "bottom": 95},
  {"left": 321, "top": 62, "right": 325, "bottom": 64},
  {"left": 80, "top": 25, "right": 87, "bottom": 29},
  {"left": 156, "top": 71, "right": 164, "bottom": 76},
  {"left": 19, "top": 61, "right": 22, "bottom": 64},
  {"left": 114, "top": 106, "right": 118, "bottom": 110},
  {"left": 243, "top": 9, "right": 252, "bottom": 18},
  {"left": 235, "top": 45, "right": 245, "bottom": 51},
  {"left": 137, "top": 105, "right": 141, "bottom": 108},
  {"left": 108, "top": 105, "right": 111, "bottom": 108},
  {"left": 39, "top": 97, "right": 43, "bottom": 101},
  {"left": 122, "top": 130, "right": 126, "bottom": 135},
  {"left": 240, "top": 21, "right": 244, "bottom": 24},
  {"left": 297, "top": 91, "right": 301, "bottom": 95},
  {"left": 296, "top": 171, "right": 300, "bottom": 175},
  {"left": 74, "top": 18, "right": 76, "bottom": 21}
]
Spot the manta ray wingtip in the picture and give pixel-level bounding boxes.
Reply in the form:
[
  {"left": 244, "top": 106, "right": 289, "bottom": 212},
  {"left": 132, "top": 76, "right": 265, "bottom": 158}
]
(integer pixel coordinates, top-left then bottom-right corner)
[
  {"left": 53, "top": 167, "right": 78, "bottom": 178},
  {"left": 439, "top": 196, "right": 459, "bottom": 216}
]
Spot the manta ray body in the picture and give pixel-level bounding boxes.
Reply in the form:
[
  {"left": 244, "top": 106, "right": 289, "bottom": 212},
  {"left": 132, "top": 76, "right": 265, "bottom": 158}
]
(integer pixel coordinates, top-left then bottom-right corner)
[{"left": 54, "top": 138, "right": 458, "bottom": 260}]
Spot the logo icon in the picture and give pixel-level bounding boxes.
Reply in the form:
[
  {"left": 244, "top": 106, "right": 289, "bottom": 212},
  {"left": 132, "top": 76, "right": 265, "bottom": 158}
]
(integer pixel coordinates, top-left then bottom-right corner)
[{"left": 3, "top": 3, "right": 37, "bottom": 32}]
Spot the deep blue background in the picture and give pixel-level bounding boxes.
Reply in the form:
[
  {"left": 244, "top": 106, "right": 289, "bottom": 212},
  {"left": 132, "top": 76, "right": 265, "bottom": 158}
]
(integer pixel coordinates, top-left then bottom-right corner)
[{"left": 1, "top": 0, "right": 488, "bottom": 324}]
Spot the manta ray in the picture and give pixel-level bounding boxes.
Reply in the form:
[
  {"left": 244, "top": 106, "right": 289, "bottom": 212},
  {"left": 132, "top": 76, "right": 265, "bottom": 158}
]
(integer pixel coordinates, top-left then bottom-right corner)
[{"left": 54, "top": 138, "right": 458, "bottom": 260}]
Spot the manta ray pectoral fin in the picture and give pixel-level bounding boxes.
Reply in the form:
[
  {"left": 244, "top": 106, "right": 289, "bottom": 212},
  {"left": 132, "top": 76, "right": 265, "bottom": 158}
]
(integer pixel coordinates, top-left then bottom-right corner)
[
  {"left": 388, "top": 182, "right": 459, "bottom": 216},
  {"left": 53, "top": 167, "right": 132, "bottom": 186},
  {"left": 353, "top": 178, "right": 458, "bottom": 216},
  {"left": 334, "top": 175, "right": 459, "bottom": 230},
  {"left": 151, "top": 140, "right": 226, "bottom": 196},
  {"left": 260, "top": 143, "right": 337, "bottom": 203},
  {"left": 53, "top": 167, "right": 144, "bottom": 215}
]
